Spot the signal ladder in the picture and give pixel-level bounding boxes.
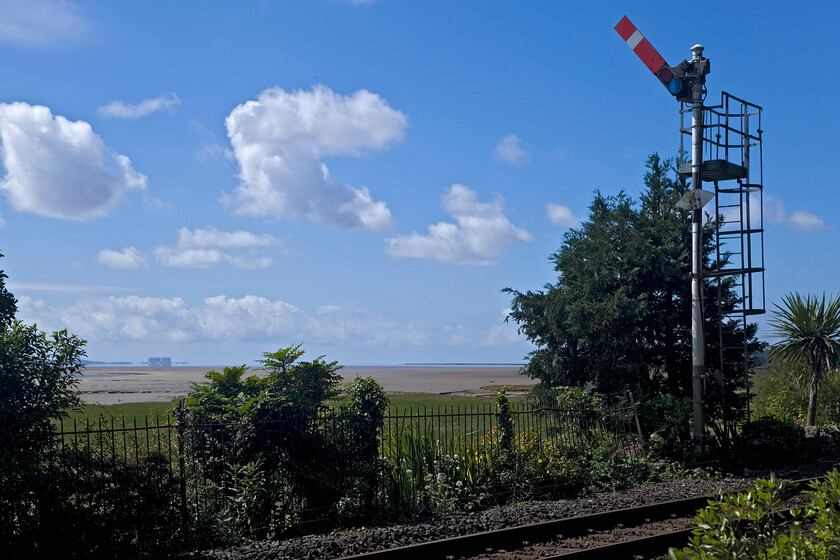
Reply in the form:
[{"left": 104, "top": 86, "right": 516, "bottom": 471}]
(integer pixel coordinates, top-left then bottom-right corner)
[{"left": 679, "top": 92, "right": 765, "bottom": 437}]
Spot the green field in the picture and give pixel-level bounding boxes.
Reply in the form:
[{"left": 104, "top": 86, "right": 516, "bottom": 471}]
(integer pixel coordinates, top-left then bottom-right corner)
[
  {"left": 60, "top": 388, "right": 530, "bottom": 428},
  {"left": 59, "top": 401, "right": 177, "bottom": 429}
]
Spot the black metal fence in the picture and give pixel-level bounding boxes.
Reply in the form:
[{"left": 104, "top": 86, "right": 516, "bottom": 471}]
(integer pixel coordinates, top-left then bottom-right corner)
[{"left": 2, "top": 401, "right": 644, "bottom": 558}]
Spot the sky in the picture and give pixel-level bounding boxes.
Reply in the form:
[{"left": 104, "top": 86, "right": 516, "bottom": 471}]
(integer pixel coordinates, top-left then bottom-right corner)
[{"left": 0, "top": 0, "right": 835, "bottom": 366}]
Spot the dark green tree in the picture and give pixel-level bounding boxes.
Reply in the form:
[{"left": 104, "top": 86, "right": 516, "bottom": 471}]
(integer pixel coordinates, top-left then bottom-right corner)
[
  {"left": 0, "top": 250, "right": 17, "bottom": 327},
  {"left": 0, "top": 321, "right": 86, "bottom": 553},
  {"left": 505, "top": 154, "right": 761, "bottom": 398}
]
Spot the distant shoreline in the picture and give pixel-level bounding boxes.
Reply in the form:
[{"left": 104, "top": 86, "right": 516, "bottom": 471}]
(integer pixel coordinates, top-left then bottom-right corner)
[
  {"left": 83, "top": 363, "right": 528, "bottom": 369},
  {"left": 403, "top": 363, "right": 526, "bottom": 366},
  {"left": 76, "top": 364, "right": 535, "bottom": 405}
]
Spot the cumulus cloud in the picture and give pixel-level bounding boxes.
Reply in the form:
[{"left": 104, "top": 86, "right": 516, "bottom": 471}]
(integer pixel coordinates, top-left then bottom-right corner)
[
  {"left": 385, "top": 184, "right": 533, "bottom": 266},
  {"left": 98, "top": 94, "right": 181, "bottom": 119},
  {"left": 0, "top": 102, "right": 147, "bottom": 220},
  {"left": 494, "top": 134, "right": 531, "bottom": 165},
  {"left": 0, "top": 0, "right": 92, "bottom": 46},
  {"left": 545, "top": 203, "right": 581, "bottom": 228},
  {"left": 224, "top": 85, "right": 406, "bottom": 231},
  {"left": 764, "top": 196, "right": 829, "bottom": 233},
  {"left": 18, "top": 294, "right": 528, "bottom": 353},
  {"left": 98, "top": 247, "right": 148, "bottom": 269},
  {"left": 154, "top": 226, "right": 282, "bottom": 269}
]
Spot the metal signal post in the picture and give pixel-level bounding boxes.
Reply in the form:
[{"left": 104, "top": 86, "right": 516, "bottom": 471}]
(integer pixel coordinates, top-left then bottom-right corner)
[
  {"left": 616, "top": 17, "right": 713, "bottom": 451},
  {"left": 689, "top": 44, "right": 709, "bottom": 452}
]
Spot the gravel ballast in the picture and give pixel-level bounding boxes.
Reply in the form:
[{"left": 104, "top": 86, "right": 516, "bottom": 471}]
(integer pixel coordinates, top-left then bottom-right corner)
[{"left": 175, "top": 461, "right": 839, "bottom": 560}]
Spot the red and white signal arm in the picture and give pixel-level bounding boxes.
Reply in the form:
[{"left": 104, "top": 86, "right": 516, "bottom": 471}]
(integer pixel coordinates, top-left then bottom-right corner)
[
  {"left": 615, "top": 15, "right": 688, "bottom": 99},
  {"left": 615, "top": 16, "right": 666, "bottom": 75}
]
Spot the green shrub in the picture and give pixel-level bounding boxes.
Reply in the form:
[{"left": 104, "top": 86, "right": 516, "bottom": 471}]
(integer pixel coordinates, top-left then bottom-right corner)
[
  {"left": 335, "top": 376, "right": 389, "bottom": 524},
  {"left": 27, "top": 450, "right": 181, "bottom": 559},
  {"left": 637, "top": 394, "right": 693, "bottom": 460},
  {"left": 181, "top": 349, "right": 391, "bottom": 539},
  {"left": 752, "top": 364, "right": 840, "bottom": 425},
  {"left": 671, "top": 471, "right": 840, "bottom": 559},
  {"left": 740, "top": 415, "right": 804, "bottom": 463},
  {"left": 0, "top": 320, "right": 86, "bottom": 557}
]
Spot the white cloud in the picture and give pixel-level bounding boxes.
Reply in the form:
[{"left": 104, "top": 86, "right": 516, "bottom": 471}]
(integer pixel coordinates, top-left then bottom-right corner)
[
  {"left": 18, "top": 294, "right": 529, "bottom": 352},
  {"left": 98, "top": 94, "right": 181, "bottom": 119},
  {"left": 763, "top": 196, "right": 829, "bottom": 233},
  {"left": 0, "top": 102, "right": 147, "bottom": 220},
  {"left": 154, "top": 226, "right": 282, "bottom": 269},
  {"left": 545, "top": 203, "right": 581, "bottom": 228},
  {"left": 97, "top": 247, "right": 148, "bottom": 269},
  {"left": 385, "top": 184, "right": 533, "bottom": 266},
  {"left": 0, "top": 0, "right": 92, "bottom": 46},
  {"left": 788, "top": 210, "right": 828, "bottom": 233},
  {"left": 494, "top": 134, "right": 531, "bottom": 165},
  {"left": 224, "top": 85, "right": 406, "bottom": 231}
]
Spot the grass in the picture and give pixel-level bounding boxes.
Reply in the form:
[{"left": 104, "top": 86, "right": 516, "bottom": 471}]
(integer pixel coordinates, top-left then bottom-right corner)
[
  {"left": 60, "top": 390, "right": 529, "bottom": 428},
  {"left": 60, "top": 401, "right": 177, "bottom": 428},
  {"left": 388, "top": 392, "right": 495, "bottom": 409}
]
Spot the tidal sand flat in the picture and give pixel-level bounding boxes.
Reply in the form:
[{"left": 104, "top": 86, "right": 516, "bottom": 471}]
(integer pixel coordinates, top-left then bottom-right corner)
[{"left": 78, "top": 364, "right": 533, "bottom": 405}]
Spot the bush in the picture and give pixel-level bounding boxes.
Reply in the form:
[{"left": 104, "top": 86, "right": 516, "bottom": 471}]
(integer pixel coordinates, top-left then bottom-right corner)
[
  {"left": 340, "top": 376, "right": 389, "bottom": 523},
  {"left": 0, "top": 321, "right": 86, "bottom": 556},
  {"left": 637, "top": 394, "right": 693, "bottom": 460},
  {"left": 671, "top": 471, "right": 840, "bottom": 559},
  {"left": 752, "top": 364, "right": 840, "bottom": 425},
  {"left": 740, "top": 416, "right": 804, "bottom": 463},
  {"left": 31, "top": 451, "right": 182, "bottom": 559},
  {"left": 181, "top": 347, "right": 389, "bottom": 539}
]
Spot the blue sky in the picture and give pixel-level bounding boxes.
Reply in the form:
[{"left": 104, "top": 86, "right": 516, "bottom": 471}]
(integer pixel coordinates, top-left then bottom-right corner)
[{"left": 0, "top": 0, "right": 835, "bottom": 366}]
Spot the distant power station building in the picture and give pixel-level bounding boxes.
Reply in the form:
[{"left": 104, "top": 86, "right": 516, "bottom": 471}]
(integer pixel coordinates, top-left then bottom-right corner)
[{"left": 148, "top": 357, "right": 172, "bottom": 367}]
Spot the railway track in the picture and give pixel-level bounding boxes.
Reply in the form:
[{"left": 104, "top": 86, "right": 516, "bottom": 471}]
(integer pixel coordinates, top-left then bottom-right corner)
[{"left": 338, "top": 477, "right": 819, "bottom": 560}]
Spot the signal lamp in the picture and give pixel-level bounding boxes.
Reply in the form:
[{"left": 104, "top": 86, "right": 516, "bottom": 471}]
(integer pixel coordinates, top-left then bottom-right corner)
[{"left": 668, "top": 78, "right": 684, "bottom": 95}]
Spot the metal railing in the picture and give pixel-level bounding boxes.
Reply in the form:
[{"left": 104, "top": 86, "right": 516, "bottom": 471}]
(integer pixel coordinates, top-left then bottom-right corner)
[{"left": 3, "top": 401, "right": 644, "bottom": 558}]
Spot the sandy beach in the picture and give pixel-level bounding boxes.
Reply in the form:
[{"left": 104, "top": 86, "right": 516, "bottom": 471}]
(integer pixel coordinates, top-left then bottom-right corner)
[{"left": 78, "top": 364, "right": 534, "bottom": 405}]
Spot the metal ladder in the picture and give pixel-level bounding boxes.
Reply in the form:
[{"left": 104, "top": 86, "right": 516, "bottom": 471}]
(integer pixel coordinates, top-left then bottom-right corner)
[{"left": 680, "top": 92, "right": 765, "bottom": 436}]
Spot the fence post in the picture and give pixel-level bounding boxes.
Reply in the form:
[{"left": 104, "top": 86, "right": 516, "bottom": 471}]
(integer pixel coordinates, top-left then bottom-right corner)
[
  {"left": 176, "top": 398, "right": 188, "bottom": 539},
  {"left": 627, "top": 391, "right": 644, "bottom": 443}
]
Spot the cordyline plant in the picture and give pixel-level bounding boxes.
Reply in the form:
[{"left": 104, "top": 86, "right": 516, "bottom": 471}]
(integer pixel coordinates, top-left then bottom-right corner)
[{"left": 769, "top": 292, "right": 840, "bottom": 427}]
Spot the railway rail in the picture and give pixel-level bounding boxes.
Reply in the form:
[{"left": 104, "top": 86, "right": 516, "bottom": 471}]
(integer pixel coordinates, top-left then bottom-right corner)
[{"left": 339, "top": 477, "right": 820, "bottom": 560}]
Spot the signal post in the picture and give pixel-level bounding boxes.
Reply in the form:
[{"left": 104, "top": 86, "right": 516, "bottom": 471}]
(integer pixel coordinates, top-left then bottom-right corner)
[{"left": 615, "top": 17, "right": 714, "bottom": 452}]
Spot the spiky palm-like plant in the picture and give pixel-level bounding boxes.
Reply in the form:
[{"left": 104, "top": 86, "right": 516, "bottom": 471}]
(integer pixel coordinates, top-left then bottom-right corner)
[{"left": 769, "top": 293, "right": 840, "bottom": 427}]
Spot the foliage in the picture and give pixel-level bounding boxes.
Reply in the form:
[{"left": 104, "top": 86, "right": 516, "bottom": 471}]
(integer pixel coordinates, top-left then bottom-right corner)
[
  {"left": 337, "top": 376, "right": 389, "bottom": 523},
  {"left": 0, "top": 250, "right": 16, "bottom": 328},
  {"left": 670, "top": 471, "right": 840, "bottom": 559},
  {"left": 0, "top": 321, "right": 86, "bottom": 440},
  {"left": 26, "top": 450, "right": 182, "bottom": 560},
  {"left": 382, "top": 395, "right": 656, "bottom": 518},
  {"left": 751, "top": 364, "right": 840, "bottom": 425},
  {"left": 495, "top": 388, "right": 514, "bottom": 466},
  {"left": 739, "top": 416, "right": 804, "bottom": 464},
  {"left": 181, "top": 347, "right": 388, "bottom": 539},
  {"left": 769, "top": 292, "right": 840, "bottom": 426},
  {"left": 258, "top": 343, "right": 342, "bottom": 419},
  {"left": 638, "top": 393, "right": 694, "bottom": 460},
  {"left": 0, "top": 320, "right": 87, "bottom": 553},
  {"left": 505, "top": 155, "right": 761, "bottom": 398}
]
